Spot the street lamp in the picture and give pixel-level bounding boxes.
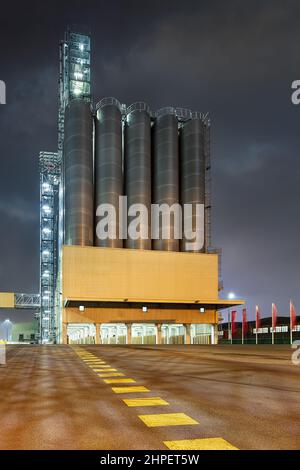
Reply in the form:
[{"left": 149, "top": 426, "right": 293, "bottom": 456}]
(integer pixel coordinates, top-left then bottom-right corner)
[{"left": 227, "top": 293, "right": 236, "bottom": 344}]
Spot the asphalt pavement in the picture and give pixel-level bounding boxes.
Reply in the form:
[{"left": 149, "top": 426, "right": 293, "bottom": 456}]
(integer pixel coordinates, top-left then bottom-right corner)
[{"left": 0, "top": 344, "right": 299, "bottom": 449}]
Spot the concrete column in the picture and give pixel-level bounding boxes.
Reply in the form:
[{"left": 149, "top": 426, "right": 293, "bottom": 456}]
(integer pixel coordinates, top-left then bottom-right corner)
[
  {"left": 126, "top": 324, "right": 132, "bottom": 345},
  {"left": 62, "top": 323, "right": 68, "bottom": 344},
  {"left": 185, "top": 324, "right": 191, "bottom": 345},
  {"left": 156, "top": 323, "right": 162, "bottom": 345},
  {"left": 95, "top": 323, "right": 101, "bottom": 345},
  {"left": 212, "top": 324, "right": 218, "bottom": 345}
]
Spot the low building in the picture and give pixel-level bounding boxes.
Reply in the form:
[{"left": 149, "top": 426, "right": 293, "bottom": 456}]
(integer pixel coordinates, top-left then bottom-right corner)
[
  {"left": 219, "top": 315, "right": 300, "bottom": 344},
  {"left": 62, "top": 246, "right": 243, "bottom": 345}
]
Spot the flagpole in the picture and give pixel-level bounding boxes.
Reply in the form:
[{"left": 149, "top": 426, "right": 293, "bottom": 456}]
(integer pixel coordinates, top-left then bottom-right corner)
[
  {"left": 271, "top": 303, "right": 275, "bottom": 345},
  {"left": 290, "top": 301, "right": 293, "bottom": 346},
  {"left": 228, "top": 309, "right": 230, "bottom": 344},
  {"left": 242, "top": 316, "right": 244, "bottom": 345},
  {"left": 255, "top": 306, "right": 258, "bottom": 345},
  {"left": 230, "top": 311, "right": 233, "bottom": 345}
]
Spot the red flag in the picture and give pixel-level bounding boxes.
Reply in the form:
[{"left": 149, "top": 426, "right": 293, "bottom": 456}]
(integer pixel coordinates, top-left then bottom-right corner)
[
  {"left": 231, "top": 310, "right": 237, "bottom": 337},
  {"left": 256, "top": 305, "right": 260, "bottom": 330},
  {"left": 272, "top": 303, "right": 277, "bottom": 331},
  {"left": 290, "top": 301, "right": 297, "bottom": 329},
  {"left": 242, "top": 308, "right": 248, "bottom": 335}
]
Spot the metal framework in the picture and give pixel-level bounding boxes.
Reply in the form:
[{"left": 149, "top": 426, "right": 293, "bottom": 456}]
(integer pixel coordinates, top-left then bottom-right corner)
[
  {"left": 58, "top": 28, "right": 91, "bottom": 162},
  {"left": 54, "top": 28, "right": 92, "bottom": 343},
  {"left": 39, "top": 152, "right": 60, "bottom": 343},
  {"left": 204, "top": 119, "right": 212, "bottom": 251},
  {"left": 14, "top": 293, "right": 40, "bottom": 309}
]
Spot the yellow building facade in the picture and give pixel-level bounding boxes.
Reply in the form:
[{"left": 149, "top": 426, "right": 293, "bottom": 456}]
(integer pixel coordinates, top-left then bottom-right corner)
[{"left": 61, "top": 246, "right": 243, "bottom": 345}]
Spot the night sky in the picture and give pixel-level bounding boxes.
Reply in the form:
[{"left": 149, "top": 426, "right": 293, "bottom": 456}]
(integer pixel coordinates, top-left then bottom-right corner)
[{"left": 0, "top": 0, "right": 299, "bottom": 323}]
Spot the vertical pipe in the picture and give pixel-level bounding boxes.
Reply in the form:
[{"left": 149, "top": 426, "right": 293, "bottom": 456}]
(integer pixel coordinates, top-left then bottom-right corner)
[
  {"left": 64, "top": 99, "right": 94, "bottom": 246},
  {"left": 180, "top": 117, "right": 205, "bottom": 252},
  {"left": 95, "top": 98, "right": 123, "bottom": 247},
  {"left": 125, "top": 103, "right": 151, "bottom": 250},
  {"left": 153, "top": 108, "right": 179, "bottom": 251}
]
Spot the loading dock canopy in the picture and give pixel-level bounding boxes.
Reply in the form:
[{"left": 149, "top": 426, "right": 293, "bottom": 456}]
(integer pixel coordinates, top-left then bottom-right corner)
[{"left": 64, "top": 299, "right": 244, "bottom": 310}]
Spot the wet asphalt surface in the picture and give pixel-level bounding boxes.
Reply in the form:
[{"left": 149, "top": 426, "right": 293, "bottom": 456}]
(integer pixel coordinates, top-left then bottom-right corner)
[{"left": 0, "top": 344, "right": 299, "bottom": 449}]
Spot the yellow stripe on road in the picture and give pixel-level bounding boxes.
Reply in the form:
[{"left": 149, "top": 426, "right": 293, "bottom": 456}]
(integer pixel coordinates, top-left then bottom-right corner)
[
  {"left": 92, "top": 365, "right": 113, "bottom": 368},
  {"left": 123, "top": 397, "right": 169, "bottom": 407},
  {"left": 83, "top": 360, "right": 105, "bottom": 363},
  {"left": 85, "top": 360, "right": 105, "bottom": 362},
  {"left": 88, "top": 363, "right": 106, "bottom": 366},
  {"left": 103, "top": 378, "right": 136, "bottom": 384},
  {"left": 112, "top": 386, "right": 150, "bottom": 394},
  {"left": 164, "top": 437, "right": 238, "bottom": 450},
  {"left": 92, "top": 366, "right": 114, "bottom": 370},
  {"left": 97, "top": 372, "right": 124, "bottom": 377},
  {"left": 83, "top": 360, "right": 104, "bottom": 362},
  {"left": 138, "top": 413, "right": 198, "bottom": 427}
]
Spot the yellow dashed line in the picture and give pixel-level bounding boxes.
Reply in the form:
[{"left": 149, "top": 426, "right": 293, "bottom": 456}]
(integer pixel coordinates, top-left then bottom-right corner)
[
  {"left": 138, "top": 413, "right": 198, "bottom": 427},
  {"left": 103, "top": 378, "right": 136, "bottom": 384},
  {"left": 123, "top": 397, "right": 169, "bottom": 407},
  {"left": 83, "top": 360, "right": 105, "bottom": 363},
  {"left": 73, "top": 348, "right": 236, "bottom": 451},
  {"left": 97, "top": 372, "right": 125, "bottom": 377},
  {"left": 112, "top": 386, "right": 150, "bottom": 394},
  {"left": 89, "top": 364, "right": 112, "bottom": 370},
  {"left": 164, "top": 437, "right": 238, "bottom": 450},
  {"left": 83, "top": 359, "right": 105, "bottom": 364},
  {"left": 87, "top": 363, "right": 107, "bottom": 366}
]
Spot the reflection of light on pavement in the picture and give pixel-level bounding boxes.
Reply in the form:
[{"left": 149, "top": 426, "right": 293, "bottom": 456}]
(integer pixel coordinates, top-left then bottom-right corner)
[
  {"left": 0, "top": 343, "right": 6, "bottom": 365},
  {"left": 291, "top": 340, "right": 300, "bottom": 365},
  {"left": 1, "top": 319, "right": 12, "bottom": 342}
]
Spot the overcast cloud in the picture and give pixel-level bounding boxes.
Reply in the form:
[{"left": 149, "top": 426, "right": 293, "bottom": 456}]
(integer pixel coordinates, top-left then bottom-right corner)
[{"left": 0, "top": 0, "right": 299, "bottom": 322}]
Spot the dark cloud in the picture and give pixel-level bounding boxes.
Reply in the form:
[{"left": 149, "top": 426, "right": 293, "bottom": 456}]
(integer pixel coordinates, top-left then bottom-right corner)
[{"left": 0, "top": 0, "right": 299, "bottom": 323}]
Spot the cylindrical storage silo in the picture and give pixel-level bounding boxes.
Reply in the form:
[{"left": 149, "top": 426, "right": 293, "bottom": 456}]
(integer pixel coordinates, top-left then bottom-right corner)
[
  {"left": 153, "top": 108, "right": 179, "bottom": 251},
  {"left": 180, "top": 116, "right": 205, "bottom": 252},
  {"left": 95, "top": 98, "right": 123, "bottom": 247},
  {"left": 125, "top": 103, "right": 151, "bottom": 250},
  {"left": 64, "top": 99, "right": 93, "bottom": 246}
]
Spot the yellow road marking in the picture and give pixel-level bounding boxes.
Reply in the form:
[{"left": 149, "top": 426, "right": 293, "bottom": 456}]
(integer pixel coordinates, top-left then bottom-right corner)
[
  {"left": 138, "top": 413, "right": 198, "bottom": 427},
  {"left": 164, "top": 437, "right": 238, "bottom": 450},
  {"left": 112, "top": 386, "right": 150, "bottom": 394},
  {"left": 95, "top": 368, "right": 117, "bottom": 372},
  {"left": 97, "top": 372, "right": 124, "bottom": 377},
  {"left": 87, "top": 362, "right": 106, "bottom": 365},
  {"left": 92, "top": 366, "right": 113, "bottom": 369},
  {"left": 123, "top": 397, "right": 169, "bottom": 407},
  {"left": 82, "top": 359, "right": 106, "bottom": 363},
  {"left": 89, "top": 364, "right": 112, "bottom": 370},
  {"left": 83, "top": 359, "right": 105, "bottom": 362},
  {"left": 103, "top": 378, "right": 136, "bottom": 384}
]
